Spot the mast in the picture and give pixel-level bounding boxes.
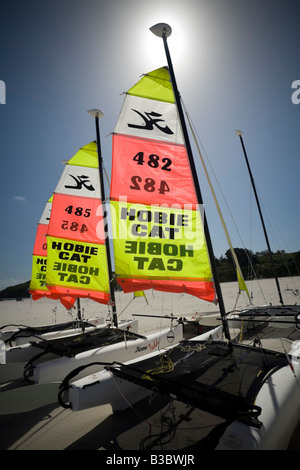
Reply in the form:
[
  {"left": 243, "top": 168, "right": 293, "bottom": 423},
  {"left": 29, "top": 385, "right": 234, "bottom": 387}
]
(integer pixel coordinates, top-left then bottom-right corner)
[
  {"left": 76, "top": 298, "right": 82, "bottom": 322},
  {"left": 235, "top": 130, "right": 284, "bottom": 305},
  {"left": 150, "top": 23, "right": 231, "bottom": 341},
  {"left": 88, "top": 109, "right": 118, "bottom": 327}
]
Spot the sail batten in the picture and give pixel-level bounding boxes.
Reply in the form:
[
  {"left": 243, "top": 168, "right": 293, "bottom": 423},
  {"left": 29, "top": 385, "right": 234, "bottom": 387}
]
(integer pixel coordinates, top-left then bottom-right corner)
[{"left": 110, "top": 67, "right": 216, "bottom": 303}]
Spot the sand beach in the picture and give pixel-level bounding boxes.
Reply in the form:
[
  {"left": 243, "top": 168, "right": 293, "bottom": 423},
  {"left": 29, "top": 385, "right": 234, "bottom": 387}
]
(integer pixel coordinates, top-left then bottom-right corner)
[{"left": 1, "top": 276, "right": 300, "bottom": 451}]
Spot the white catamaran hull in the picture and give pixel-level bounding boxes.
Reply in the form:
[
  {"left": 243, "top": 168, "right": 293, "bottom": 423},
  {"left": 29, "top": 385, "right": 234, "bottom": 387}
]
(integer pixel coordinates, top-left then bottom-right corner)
[
  {"left": 65, "top": 325, "right": 223, "bottom": 413},
  {"left": 217, "top": 350, "right": 300, "bottom": 450},
  {"left": 0, "top": 317, "right": 106, "bottom": 346},
  {"left": 66, "top": 334, "right": 300, "bottom": 450},
  {"left": 227, "top": 307, "right": 300, "bottom": 332},
  {"left": 3, "top": 319, "right": 137, "bottom": 364},
  {"left": 32, "top": 323, "right": 184, "bottom": 385}
]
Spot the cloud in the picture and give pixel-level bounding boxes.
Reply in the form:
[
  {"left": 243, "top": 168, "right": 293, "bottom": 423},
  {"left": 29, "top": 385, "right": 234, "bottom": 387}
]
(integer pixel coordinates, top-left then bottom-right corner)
[{"left": 13, "top": 195, "right": 27, "bottom": 203}]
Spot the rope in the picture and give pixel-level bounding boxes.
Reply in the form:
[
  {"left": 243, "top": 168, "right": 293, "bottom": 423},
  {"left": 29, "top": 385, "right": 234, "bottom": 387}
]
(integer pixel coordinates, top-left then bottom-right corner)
[
  {"left": 141, "top": 336, "right": 214, "bottom": 381},
  {"left": 106, "top": 367, "right": 221, "bottom": 451},
  {"left": 182, "top": 100, "right": 270, "bottom": 307},
  {"left": 142, "top": 351, "right": 177, "bottom": 381}
]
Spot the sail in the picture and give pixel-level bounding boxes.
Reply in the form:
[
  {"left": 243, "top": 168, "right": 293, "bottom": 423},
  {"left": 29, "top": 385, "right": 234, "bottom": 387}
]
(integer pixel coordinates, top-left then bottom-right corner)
[
  {"left": 45, "top": 142, "right": 110, "bottom": 305},
  {"left": 30, "top": 197, "right": 53, "bottom": 299},
  {"left": 29, "top": 196, "right": 76, "bottom": 310},
  {"left": 110, "top": 67, "right": 216, "bottom": 302}
]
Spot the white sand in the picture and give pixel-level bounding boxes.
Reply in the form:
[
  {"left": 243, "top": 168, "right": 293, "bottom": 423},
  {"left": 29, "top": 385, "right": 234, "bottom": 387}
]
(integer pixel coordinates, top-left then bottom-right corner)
[
  {"left": 1, "top": 276, "right": 299, "bottom": 334},
  {"left": 0, "top": 276, "right": 300, "bottom": 450}
]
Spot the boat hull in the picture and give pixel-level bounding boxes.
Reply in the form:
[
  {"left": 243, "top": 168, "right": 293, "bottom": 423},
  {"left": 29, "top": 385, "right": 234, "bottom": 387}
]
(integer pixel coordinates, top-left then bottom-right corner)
[
  {"left": 0, "top": 317, "right": 105, "bottom": 346},
  {"left": 67, "top": 333, "right": 300, "bottom": 450},
  {"left": 33, "top": 323, "right": 184, "bottom": 384},
  {"left": 3, "top": 319, "right": 136, "bottom": 364},
  {"left": 217, "top": 353, "right": 300, "bottom": 450},
  {"left": 66, "top": 325, "right": 223, "bottom": 412}
]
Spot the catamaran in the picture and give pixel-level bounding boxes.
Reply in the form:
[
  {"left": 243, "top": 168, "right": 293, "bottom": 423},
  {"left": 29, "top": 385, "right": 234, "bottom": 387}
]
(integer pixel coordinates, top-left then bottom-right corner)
[
  {"left": 1, "top": 95, "right": 219, "bottom": 385},
  {"left": 1, "top": 195, "right": 105, "bottom": 349},
  {"left": 225, "top": 130, "right": 300, "bottom": 335},
  {"left": 57, "top": 22, "right": 236, "bottom": 410},
  {"left": 1, "top": 140, "right": 138, "bottom": 366},
  {"left": 59, "top": 24, "right": 300, "bottom": 450},
  {"left": 1, "top": 140, "right": 115, "bottom": 349}
]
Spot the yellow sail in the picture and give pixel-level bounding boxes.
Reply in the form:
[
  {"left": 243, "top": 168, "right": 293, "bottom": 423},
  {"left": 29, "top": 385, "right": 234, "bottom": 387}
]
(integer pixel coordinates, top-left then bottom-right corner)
[{"left": 110, "top": 68, "right": 216, "bottom": 303}]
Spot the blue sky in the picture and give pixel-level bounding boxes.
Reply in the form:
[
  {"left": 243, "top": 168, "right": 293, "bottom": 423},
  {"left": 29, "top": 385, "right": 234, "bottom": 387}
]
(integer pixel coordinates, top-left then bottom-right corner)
[{"left": 0, "top": 0, "right": 299, "bottom": 290}]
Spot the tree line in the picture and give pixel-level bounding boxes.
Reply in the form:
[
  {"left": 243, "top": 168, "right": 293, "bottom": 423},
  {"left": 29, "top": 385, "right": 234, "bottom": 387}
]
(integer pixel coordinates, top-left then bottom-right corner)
[
  {"left": 216, "top": 248, "right": 300, "bottom": 282},
  {"left": 1, "top": 249, "right": 299, "bottom": 299}
]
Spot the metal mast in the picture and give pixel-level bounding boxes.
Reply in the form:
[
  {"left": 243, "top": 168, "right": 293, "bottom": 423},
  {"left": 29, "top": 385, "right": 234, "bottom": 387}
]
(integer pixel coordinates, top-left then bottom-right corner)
[
  {"left": 235, "top": 130, "right": 283, "bottom": 305},
  {"left": 150, "top": 23, "right": 231, "bottom": 340},
  {"left": 88, "top": 109, "right": 118, "bottom": 327}
]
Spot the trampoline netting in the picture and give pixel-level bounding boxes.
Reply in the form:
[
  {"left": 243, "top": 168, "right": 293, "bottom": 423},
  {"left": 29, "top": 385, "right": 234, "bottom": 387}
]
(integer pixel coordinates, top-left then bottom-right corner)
[{"left": 107, "top": 340, "right": 288, "bottom": 425}]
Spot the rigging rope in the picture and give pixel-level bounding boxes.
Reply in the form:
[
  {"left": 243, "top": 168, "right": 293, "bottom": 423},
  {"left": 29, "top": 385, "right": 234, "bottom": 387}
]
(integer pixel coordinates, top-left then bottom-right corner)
[
  {"left": 182, "top": 100, "right": 271, "bottom": 307},
  {"left": 106, "top": 368, "right": 220, "bottom": 451},
  {"left": 182, "top": 101, "right": 250, "bottom": 302},
  {"left": 141, "top": 336, "right": 213, "bottom": 380}
]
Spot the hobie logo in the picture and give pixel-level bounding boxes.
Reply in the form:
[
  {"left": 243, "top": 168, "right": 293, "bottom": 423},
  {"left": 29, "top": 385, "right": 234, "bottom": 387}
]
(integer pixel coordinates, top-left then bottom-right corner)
[
  {"left": 128, "top": 109, "right": 174, "bottom": 135},
  {"left": 65, "top": 174, "right": 95, "bottom": 192},
  {"left": 0, "top": 80, "right": 6, "bottom": 104},
  {"left": 291, "top": 80, "right": 300, "bottom": 105}
]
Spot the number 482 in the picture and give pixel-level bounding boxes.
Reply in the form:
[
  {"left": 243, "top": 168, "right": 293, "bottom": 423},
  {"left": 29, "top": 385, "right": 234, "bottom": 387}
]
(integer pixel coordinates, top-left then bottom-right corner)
[
  {"left": 131, "top": 152, "right": 171, "bottom": 194},
  {"left": 133, "top": 152, "right": 172, "bottom": 171},
  {"left": 130, "top": 176, "right": 170, "bottom": 194}
]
